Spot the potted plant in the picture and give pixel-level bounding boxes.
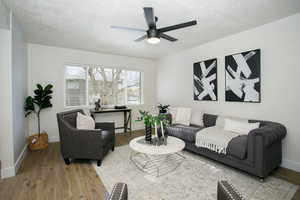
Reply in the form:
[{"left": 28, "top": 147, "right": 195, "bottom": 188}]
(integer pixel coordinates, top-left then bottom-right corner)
[
  {"left": 157, "top": 103, "right": 170, "bottom": 114},
  {"left": 137, "top": 110, "right": 169, "bottom": 143},
  {"left": 25, "top": 84, "right": 53, "bottom": 150}
]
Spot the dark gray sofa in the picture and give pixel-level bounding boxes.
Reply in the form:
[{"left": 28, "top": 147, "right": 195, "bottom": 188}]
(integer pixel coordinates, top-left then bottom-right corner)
[
  {"left": 57, "top": 109, "right": 115, "bottom": 166},
  {"left": 165, "top": 113, "right": 286, "bottom": 179}
]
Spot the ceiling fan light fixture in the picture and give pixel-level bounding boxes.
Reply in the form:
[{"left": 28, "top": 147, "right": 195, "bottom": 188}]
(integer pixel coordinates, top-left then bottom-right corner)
[
  {"left": 147, "top": 37, "right": 160, "bottom": 44},
  {"left": 111, "top": 7, "right": 197, "bottom": 43}
]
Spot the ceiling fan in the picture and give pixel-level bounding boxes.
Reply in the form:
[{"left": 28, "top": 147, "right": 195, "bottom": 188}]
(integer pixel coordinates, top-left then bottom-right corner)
[{"left": 111, "top": 7, "right": 197, "bottom": 44}]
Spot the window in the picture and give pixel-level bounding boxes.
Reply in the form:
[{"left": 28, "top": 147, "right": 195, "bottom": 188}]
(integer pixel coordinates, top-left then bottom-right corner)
[
  {"left": 65, "top": 65, "right": 142, "bottom": 107},
  {"left": 65, "top": 66, "right": 87, "bottom": 107}
]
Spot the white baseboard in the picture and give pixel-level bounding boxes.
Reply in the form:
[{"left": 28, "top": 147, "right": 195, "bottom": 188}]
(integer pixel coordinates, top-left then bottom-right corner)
[
  {"left": 14, "top": 145, "right": 27, "bottom": 173},
  {"left": 1, "top": 166, "right": 15, "bottom": 179},
  {"left": 281, "top": 159, "right": 300, "bottom": 172},
  {"left": 49, "top": 137, "right": 60, "bottom": 143},
  {"left": 1, "top": 145, "right": 28, "bottom": 179}
]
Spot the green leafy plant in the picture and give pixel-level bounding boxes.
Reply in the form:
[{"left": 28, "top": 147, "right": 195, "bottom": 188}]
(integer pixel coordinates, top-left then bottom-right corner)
[
  {"left": 136, "top": 110, "right": 154, "bottom": 127},
  {"left": 25, "top": 84, "right": 53, "bottom": 136},
  {"left": 136, "top": 110, "right": 169, "bottom": 127}
]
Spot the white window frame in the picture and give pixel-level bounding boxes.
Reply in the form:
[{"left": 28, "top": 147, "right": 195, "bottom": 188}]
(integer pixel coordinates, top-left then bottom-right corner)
[{"left": 64, "top": 64, "right": 144, "bottom": 108}]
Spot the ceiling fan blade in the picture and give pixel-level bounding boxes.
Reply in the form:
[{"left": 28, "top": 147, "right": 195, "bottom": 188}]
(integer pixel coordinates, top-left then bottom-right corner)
[
  {"left": 158, "top": 20, "right": 197, "bottom": 33},
  {"left": 143, "top": 7, "right": 155, "bottom": 28},
  {"left": 110, "top": 25, "right": 146, "bottom": 32},
  {"left": 160, "top": 33, "right": 178, "bottom": 42},
  {"left": 134, "top": 35, "right": 147, "bottom": 42}
]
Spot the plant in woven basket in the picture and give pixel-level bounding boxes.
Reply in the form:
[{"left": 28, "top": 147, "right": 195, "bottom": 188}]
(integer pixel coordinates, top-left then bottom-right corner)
[{"left": 25, "top": 84, "right": 53, "bottom": 149}]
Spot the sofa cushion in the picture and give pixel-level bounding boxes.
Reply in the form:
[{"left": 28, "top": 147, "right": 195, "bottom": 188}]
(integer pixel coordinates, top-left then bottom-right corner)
[
  {"left": 169, "top": 107, "right": 178, "bottom": 124},
  {"left": 190, "top": 111, "right": 204, "bottom": 126},
  {"left": 216, "top": 116, "right": 247, "bottom": 129},
  {"left": 224, "top": 119, "right": 260, "bottom": 135},
  {"left": 166, "top": 124, "right": 204, "bottom": 142},
  {"left": 174, "top": 107, "right": 191, "bottom": 125},
  {"left": 227, "top": 135, "right": 248, "bottom": 160},
  {"left": 204, "top": 113, "right": 249, "bottom": 129},
  {"left": 203, "top": 113, "right": 218, "bottom": 127}
]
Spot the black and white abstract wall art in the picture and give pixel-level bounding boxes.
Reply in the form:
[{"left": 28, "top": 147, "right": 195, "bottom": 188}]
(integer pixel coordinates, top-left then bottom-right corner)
[
  {"left": 193, "top": 58, "right": 218, "bottom": 101},
  {"left": 225, "top": 49, "right": 261, "bottom": 103}
]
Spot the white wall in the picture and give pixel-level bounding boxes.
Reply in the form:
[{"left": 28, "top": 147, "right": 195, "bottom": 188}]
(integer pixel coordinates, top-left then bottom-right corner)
[
  {"left": 0, "top": 0, "right": 14, "bottom": 178},
  {"left": 0, "top": 27, "right": 14, "bottom": 178},
  {"left": 27, "top": 44, "right": 157, "bottom": 142},
  {"left": 157, "top": 13, "right": 300, "bottom": 172},
  {"left": 11, "top": 15, "right": 28, "bottom": 164},
  {"left": 0, "top": 1, "right": 28, "bottom": 178},
  {"left": 0, "top": 0, "right": 9, "bottom": 29}
]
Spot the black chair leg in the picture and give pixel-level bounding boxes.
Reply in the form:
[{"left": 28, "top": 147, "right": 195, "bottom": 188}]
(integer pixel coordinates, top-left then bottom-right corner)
[
  {"left": 112, "top": 146, "right": 115, "bottom": 151},
  {"left": 64, "top": 158, "right": 71, "bottom": 165},
  {"left": 97, "top": 160, "right": 102, "bottom": 166}
]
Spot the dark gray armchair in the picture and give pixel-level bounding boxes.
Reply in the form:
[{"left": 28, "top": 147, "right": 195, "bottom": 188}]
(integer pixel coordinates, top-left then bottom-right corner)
[
  {"left": 56, "top": 109, "right": 115, "bottom": 166},
  {"left": 217, "top": 180, "right": 244, "bottom": 200},
  {"left": 105, "top": 183, "right": 128, "bottom": 200}
]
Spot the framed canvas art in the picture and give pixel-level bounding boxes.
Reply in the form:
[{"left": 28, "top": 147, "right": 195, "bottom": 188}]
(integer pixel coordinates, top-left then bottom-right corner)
[
  {"left": 225, "top": 49, "right": 261, "bottom": 103},
  {"left": 193, "top": 58, "right": 217, "bottom": 101}
]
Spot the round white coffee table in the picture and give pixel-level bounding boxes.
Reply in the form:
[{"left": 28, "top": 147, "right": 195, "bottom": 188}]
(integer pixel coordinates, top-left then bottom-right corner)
[{"left": 129, "top": 136, "right": 185, "bottom": 177}]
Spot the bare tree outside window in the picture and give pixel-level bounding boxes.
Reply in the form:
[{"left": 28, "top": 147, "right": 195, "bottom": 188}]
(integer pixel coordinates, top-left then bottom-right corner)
[
  {"left": 65, "top": 65, "right": 142, "bottom": 107},
  {"left": 88, "top": 66, "right": 126, "bottom": 105},
  {"left": 126, "top": 70, "right": 141, "bottom": 104}
]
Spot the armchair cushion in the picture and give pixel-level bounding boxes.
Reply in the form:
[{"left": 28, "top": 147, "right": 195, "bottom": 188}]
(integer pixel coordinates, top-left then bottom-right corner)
[
  {"left": 102, "top": 130, "right": 115, "bottom": 144},
  {"left": 96, "top": 122, "right": 115, "bottom": 131}
]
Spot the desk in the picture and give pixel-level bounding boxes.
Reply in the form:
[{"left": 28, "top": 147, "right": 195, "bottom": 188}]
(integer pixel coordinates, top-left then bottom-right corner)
[{"left": 90, "top": 108, "right": 132, "bottom": 134}]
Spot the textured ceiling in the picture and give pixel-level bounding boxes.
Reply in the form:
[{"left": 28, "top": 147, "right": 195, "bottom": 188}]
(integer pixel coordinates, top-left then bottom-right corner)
[{"left": 4, "top": 0, "right": 300, "bottom": 59}]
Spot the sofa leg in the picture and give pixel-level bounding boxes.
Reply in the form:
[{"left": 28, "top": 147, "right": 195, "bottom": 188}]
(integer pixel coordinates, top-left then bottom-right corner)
[
  {"left": 112, "top": 146, "right": 115, "bottom": 152},
  {"left": 64, "top": 158, "right": 71, "bottom": 165},
  {"left": 97, "top": 160, "right": 102, "bottom": 167},
  {"left": 259, "top": 178, "right": 264, "bottom": 182}
]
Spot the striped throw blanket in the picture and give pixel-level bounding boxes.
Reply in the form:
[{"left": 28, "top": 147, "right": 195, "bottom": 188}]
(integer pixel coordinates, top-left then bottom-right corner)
[{"left": 195, "top": 126, "right": 239, "bottom": 154}]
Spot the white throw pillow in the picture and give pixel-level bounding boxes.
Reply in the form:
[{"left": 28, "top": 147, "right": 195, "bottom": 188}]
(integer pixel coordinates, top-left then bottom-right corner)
[
  {"left": 190, "top": 111, "right": 204, "bottom": 126},
  {"left": 224, "top": 118, "right": 259, "bottom": 135},
  {"left": 174, "top": 107, "right": 191, "bottom": 126},
  {"left": 76, "top": 112, "right": 95, "bottom": 130},
  {"left": 169, "top": 107, "right": 177, "bottom": 124},
  {"left": 216, "top": 116, "right": 247, "bottom": 128}
]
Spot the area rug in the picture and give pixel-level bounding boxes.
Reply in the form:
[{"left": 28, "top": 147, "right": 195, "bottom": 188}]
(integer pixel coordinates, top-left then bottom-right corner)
[{"left": 93, "top": 145, "right": 298, "bottom": 200}]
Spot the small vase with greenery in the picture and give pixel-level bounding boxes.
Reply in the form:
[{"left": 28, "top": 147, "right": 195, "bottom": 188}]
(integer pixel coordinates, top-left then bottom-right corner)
[
  {"left": 157, "top": 103, "right": 170, "bottom": 114},
  {"left": 136, "top": 110, "right": 169, "bottom": 143},
  {"left": 24, "top": 84, "right": 53, "bottom": 150},
  {"left": 136, "top": 110, "right": 154, "bottom": 143}
]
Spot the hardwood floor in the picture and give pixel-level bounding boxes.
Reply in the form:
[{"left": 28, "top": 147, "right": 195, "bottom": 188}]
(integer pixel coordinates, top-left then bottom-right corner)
[
  {"left": 0, "top": 130, "right": 299, "bottom": 200},
  {"left": 273, "top": 167, "right": 300, "bottom": 200}
]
